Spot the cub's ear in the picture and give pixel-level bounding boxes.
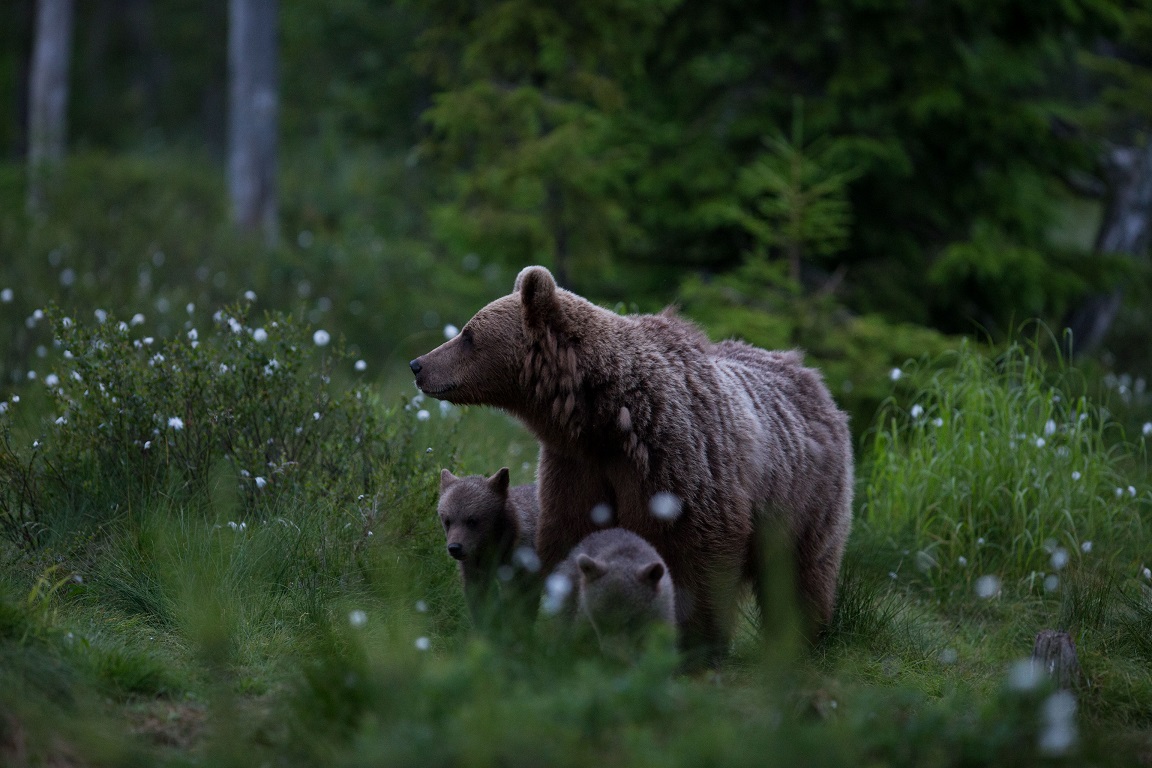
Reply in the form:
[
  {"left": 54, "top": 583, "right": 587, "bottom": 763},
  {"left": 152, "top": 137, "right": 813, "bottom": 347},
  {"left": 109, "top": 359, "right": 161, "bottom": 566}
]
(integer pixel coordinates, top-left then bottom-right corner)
[
  {"left": 488, "top": 467, "right": 511, "bottom": 495},
  {"left": 576, "top": 554, "right": 606, "bottom": 581},
  {"left": 440, "top": 468, "right": 458, "bottom": 492},
  {"left": 637, "top": 562, "right": 665, "bottom": 588},
  {"left": 515, "top": 266, "right": 558, "bottom": 327}
]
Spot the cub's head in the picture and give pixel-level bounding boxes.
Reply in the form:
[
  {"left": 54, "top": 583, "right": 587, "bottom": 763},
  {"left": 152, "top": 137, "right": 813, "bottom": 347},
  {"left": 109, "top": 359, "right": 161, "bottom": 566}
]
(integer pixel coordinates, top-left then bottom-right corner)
[
  {"left": 409, "top": 266, "right": 562, "bottom": 407},
  {"left": 437, "top": 467, "right": 514, "bottom": 563},
  {"left": 576, "top": 554, "right": 667, "bottom": 634}
]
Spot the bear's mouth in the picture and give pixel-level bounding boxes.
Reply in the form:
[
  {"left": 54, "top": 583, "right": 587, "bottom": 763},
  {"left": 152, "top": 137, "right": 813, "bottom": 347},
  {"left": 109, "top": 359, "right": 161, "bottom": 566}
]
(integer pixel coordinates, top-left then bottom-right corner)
[{"left": 418, "top": 382, "right": 456, "bottom": 399}]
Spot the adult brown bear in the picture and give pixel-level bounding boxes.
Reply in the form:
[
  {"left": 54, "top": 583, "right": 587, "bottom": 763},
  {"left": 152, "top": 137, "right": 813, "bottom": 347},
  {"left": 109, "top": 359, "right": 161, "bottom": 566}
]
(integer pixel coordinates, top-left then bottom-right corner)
[{"left": 411, "top": 266, "right": 853, "bottom": 661}]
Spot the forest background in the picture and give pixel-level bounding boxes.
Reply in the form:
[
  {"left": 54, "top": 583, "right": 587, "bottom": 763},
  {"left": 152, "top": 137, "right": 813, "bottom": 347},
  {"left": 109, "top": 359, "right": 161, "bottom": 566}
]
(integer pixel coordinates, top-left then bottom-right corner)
[{"left": 3, "top": 0, "right": 1152, "bottom": 765}]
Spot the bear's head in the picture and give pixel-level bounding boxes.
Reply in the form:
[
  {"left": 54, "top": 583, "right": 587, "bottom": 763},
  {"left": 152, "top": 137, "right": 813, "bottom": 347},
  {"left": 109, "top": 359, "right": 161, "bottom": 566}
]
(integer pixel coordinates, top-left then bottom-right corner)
[
  {"left": 437, "top": 467, "right": 515, "bottom": 565},
  {"left": 410, "top": 266, "right": 584, "bottom": 415}
]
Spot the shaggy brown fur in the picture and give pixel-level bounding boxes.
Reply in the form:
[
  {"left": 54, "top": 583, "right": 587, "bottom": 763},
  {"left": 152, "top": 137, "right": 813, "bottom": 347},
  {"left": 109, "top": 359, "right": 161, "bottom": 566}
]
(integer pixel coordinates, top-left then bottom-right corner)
[
  {"left": 547, "top": 528, "right": 677, "bottom": 659},
  {"left": 437, "top": 468, "right": 541, "bottom": 627},
  {"left": 412, "top": 266, "right": 854, "bottom": 661}
]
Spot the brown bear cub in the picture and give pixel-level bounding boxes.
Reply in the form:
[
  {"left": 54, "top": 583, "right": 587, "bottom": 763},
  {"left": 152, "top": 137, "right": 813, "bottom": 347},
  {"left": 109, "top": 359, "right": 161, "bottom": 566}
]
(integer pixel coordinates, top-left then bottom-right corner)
[
  {"left": 437, "top": 468, "right": 541, "bottom": 628},
  {"left": 545, "top": 528, "right": 676, "bottom": 659},
  {"left": 413, "top": 266, "right": 853, "bottom": 663}
]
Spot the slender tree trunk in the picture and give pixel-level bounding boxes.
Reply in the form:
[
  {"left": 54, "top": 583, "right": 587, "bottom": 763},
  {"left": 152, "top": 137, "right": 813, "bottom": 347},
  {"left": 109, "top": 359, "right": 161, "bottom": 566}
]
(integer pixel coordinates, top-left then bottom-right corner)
[
  {"left": 1064, "top": 142, "right": 1152, "bottom": 357},
  {"left": 27, "top": 0, "right": 74, "bottom": 211},
  {"left": 228, "top": 0, "right": 278, "bottom": 245}
]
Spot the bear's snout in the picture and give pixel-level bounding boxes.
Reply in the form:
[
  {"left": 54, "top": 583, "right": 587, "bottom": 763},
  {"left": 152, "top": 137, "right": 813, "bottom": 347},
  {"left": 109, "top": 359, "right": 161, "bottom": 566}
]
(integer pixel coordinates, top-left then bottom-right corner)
[
  {"left": 447, "top": 543, "right": 465, "bottom": 560},
  {"left": 409, "top": 359, "right": 422, "bottom": 374}
]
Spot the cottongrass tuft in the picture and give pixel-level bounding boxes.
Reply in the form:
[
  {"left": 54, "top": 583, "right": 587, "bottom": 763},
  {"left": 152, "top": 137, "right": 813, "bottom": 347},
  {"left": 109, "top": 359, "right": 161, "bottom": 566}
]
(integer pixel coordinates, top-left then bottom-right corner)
[
  {"left": 975, "top": 575, "right": 1001, "bottom": 599},
  {"left": 1039, "top": 691, "right": 1078, "bottom": 756},
  {"left": 414, "top": 637, "right": 430, "bottom": 651},
  {"left": 313, "top": 329, "right": 331, "bottom": 347},
  {"left": 348, "top": 610, "right": 367, "bottom": 628},
  {"left": 1007, "top": 658, "right": 1043, "bottom": 691},
  {"left": 541, "top": 573, "right": 572, "bottom": 615},
  {"left": 649, "top": 492, "right": 683, "bottom": 521},
  {"left": 167, "top": 416, "right": 184, "bottom": 431},
  {"left": 590, "top": 503, "right": 612, "bottom": 526},
  {"left": 443, "top": 324, "right": 459, "bottom": 340}
]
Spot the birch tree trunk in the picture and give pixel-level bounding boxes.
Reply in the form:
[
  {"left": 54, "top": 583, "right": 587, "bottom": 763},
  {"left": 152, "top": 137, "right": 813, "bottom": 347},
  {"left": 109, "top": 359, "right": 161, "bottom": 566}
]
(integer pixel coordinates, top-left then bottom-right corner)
[
  {"left": 228, "top": 0, "right": 278, "bottom": 244},
  {"left": 27, "top": 0, "right": 74, "bottom": 212},
  {"left": 1064, "top": 141, "right": 1152, "bottom": 357}
]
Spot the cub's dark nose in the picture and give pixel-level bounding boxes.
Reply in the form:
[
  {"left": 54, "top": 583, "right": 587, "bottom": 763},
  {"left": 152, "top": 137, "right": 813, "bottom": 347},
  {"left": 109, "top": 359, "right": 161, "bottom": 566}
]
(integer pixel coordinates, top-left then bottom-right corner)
[
  {"left": 409, "top": 359, "right": 422, "bottom": 374},
  {"left": 447, "top": 543, "right": 464, "bottom": 560}
]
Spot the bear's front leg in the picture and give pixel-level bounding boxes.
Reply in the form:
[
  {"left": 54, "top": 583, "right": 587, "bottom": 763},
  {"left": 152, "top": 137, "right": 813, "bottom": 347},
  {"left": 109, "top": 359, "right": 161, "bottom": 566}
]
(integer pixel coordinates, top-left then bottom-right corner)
[{"left": 534, "top": 447, "right": 612, "bottom": 571}]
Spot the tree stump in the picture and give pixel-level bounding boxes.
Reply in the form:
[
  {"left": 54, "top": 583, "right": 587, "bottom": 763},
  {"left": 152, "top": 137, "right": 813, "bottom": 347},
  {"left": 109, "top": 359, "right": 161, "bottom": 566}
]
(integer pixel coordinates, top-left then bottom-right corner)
[{"left": 1033, "top": 630, "right": 1084, "bottom": 690}]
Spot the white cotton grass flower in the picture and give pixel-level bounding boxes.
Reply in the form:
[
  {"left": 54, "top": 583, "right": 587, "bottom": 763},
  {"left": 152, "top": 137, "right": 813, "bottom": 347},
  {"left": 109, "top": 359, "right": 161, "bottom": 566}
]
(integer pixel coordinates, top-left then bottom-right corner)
[
  {"left": 957, "top": 556, "right": 968, "bottom": 567},
  {"left": 1128, "top": 485, "right": 1137, "bottom": 497},
  {"left": 186, "top": 303, "right": 195, "bottom": 315},
  {"left": 1142, "top": 566, "right": 1151, "bottom": 581},
  {"left": 513, "top": 546, "right": 541, "bottom": 573},
  {"left": 1035, "top": 437, "right": 1046, "bottom": 448},
  {"left": 354, "top": 359, "right": 367, "bottom": 372},
  {"left": 910, "top": 404, "right": 924, "bottom": 419},
  {"left": 415, "top": 600, "right": 428, "bottom": 613},
  {"left": 541, "top": 572, "right": 573, "bottom": 615},
  {"left": 1007, "top": 658, "right": 1044, "bottom": 692},
  {"left": 416, "top": 409, "right": 431, "bottom": 422},
  {"left": 1044, "top": 419, "right": 1057, "bottom": 437},
  {"left": 939, "top": 647, "right": 958, "bottom": 665},
  {"left": 415, "top": 636, "right": 431, "bottom": 651},
  {"left": 94, "top": 308, "right": 107, "bottom": 323},
  {"left": 1071, "top": 471, "right": 1081, "bottom": 481},
  {"left": 0, "top": 288, "right": 12, "bottom": 303},
  {"left": 444, "top": 324, "right": 459, "bottom": 340},
  {"left": 130, "top": 313, "right": 145, "bottom": 326},
  {"left": 44, "top": 373, "right": 59, "bottom": 388},
  {"left": 244, "top": 290, "right": 257, "bottom": 302},
  {"left": 974, "top": 574, "right": 1001, "bottom": 599},
  {"left": 255, "top": 477, "right": 267, "bottom": 490},
  {"left": 1080, "top": 541, "right": 1092, "bottom": 554},
  {"left": 168, "top": 416, "right": 184, "bottom": 430},
  {"left": 590, "top": 503, "right": 613, "bottom": 526},
  {"left": 1045, "top": 574, "right": 1060, "bottom": 592},
  {"left": 1051, "top": 548, "right": 1069, "bottom": 570},
  {"left": 1039, "top": 691, "right": 1078, "bottom": 756},
  {"left": 889, "top": 368, "right": 903, "bottom": 381},
  {"left": 348, "top": 609, "right": 367, "bottom": 628},
  {"left": 649, "top": 492, "right": 683, "bottom": 521},
  {"left": 313, "top": 329, "right": 331, "bottom": 347},
  {"left": 1143, "top": 422, "right": 1152, "bottom": 437},
  {"left": 252, "top": 327, "right": 268, "bottom": 343}
]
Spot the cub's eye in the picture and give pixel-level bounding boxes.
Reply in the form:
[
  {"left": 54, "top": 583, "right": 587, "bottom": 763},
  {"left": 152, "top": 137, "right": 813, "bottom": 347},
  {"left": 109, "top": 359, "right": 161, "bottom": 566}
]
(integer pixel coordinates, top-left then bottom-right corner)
[
  {"left": 441, "top": 517, "right": 450, "bottom": 530},
  {"left": 465, "top": 518, "right": 479, "bottom": 530}
]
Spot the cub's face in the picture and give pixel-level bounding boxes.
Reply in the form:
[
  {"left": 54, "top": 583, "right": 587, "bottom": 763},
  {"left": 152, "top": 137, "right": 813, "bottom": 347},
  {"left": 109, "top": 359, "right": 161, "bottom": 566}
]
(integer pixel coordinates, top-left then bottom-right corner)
[
  {"left": 410, "top": 295, "right": 526, "bottom": 407},
  {"left": 436, "top": 469, "right": 512, "bottom": 564},
  {"left": 577, "top": 555, "right": 666, "bottom": 634}
]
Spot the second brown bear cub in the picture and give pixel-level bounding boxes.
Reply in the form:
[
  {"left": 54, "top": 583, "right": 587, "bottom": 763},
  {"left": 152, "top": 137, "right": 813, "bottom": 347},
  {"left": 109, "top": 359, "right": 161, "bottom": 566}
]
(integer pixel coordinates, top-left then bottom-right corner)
[
  {"left": 437, "top": 467, "right": 540, "bottom": 626},
  {"left": 548, "top": 528, "right": 677, "bottom": 659}
]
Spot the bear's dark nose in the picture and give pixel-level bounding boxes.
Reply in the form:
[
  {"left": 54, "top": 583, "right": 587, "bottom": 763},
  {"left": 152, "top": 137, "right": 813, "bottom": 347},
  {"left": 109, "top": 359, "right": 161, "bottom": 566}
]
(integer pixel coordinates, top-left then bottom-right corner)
[
  {"left": 447, "top": 543, "right": 464, "bottom": 560},
  {"left": 409, "top": 359, "right": 422, "bottom": 374}
]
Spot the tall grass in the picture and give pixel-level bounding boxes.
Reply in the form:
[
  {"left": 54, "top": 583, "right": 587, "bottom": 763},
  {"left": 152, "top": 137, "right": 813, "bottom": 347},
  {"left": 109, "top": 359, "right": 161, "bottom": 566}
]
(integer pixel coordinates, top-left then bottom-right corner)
[{"left": 862, "top": 338, "right": 1149, "bottom": 595}]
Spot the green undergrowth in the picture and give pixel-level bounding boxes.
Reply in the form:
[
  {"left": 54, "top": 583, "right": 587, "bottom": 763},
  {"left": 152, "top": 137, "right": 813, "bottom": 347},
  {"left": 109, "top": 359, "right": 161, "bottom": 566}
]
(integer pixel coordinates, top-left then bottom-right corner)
[{"left": 1, "top": 314, "right": 1152, "bottom": 765}]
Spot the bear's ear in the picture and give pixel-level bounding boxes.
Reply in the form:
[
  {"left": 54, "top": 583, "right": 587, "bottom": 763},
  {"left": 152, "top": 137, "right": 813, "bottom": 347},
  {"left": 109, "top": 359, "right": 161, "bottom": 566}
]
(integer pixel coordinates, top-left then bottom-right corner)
[
  {"left": 488, "top": 467, "right": 511, "bottom": 496},
  {"left": 515, "top": 266, "right": 558, "bottom": 327},
  {"left": 637, "top": 562, "right": 665, "bottom": 588},
  {"left": 440, "top": 468, "right": 458, "bottom": 491},
  {"left": 577, "top": 554, "right": 606, "bottom": 581}
]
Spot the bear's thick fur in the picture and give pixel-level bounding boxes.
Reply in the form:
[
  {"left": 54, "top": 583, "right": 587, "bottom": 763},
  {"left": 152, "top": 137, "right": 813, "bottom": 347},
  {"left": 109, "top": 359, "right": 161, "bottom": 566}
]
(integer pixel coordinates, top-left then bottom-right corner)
[
  {"left": 548, "top": 528, "right": 677, "bottom": 659},
  {"left": 412, "top": 266, "right": 853, "bottom": 659},
  {"left": 437, "top": 467, "right": 541, "bottom": 627}
]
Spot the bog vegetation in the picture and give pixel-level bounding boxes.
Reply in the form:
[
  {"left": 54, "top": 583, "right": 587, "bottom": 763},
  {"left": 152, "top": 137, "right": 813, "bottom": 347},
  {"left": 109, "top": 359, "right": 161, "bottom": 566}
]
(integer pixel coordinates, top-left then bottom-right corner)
[{"left": 3, "top": 0, "right": 1152, "bottom": 764}]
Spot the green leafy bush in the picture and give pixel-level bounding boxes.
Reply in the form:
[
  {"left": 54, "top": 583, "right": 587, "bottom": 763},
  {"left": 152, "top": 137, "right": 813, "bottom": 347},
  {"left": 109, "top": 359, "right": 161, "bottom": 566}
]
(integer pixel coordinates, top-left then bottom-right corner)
[{"left": 0, "top": 303, "right": 389, "bottom": 543}]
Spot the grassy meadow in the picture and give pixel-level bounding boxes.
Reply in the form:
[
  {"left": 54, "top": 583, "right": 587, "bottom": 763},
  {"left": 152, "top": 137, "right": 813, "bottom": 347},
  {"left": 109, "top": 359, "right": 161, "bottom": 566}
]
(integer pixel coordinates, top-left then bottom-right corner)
[{"left": 2, "top": 155, "right": 1152, "bottom": 766}]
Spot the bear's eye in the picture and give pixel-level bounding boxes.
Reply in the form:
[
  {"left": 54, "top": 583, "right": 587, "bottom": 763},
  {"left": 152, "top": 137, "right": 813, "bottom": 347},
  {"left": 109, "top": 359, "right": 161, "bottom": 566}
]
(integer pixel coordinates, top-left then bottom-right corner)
[
  {"left": 441, "top": 517, "right": 450, "bottom": 530},
  {"left": 465, "top": 518, "right": 479, "bottom": 530}
]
